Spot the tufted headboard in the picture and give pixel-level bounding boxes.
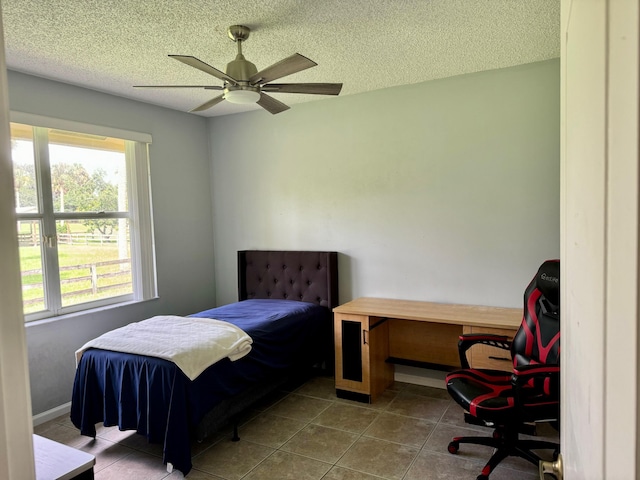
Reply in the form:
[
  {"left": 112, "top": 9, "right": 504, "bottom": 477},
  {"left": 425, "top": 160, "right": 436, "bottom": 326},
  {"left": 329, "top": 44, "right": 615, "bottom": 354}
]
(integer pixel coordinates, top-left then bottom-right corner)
[{"left": 237, "top": 250, "right": 339, "bottom": 310}]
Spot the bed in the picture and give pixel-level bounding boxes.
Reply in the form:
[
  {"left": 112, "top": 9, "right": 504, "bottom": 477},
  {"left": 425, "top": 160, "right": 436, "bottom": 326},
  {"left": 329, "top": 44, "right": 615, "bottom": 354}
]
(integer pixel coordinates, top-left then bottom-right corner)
[{"left": 70, "top": 250, "right": 339, "bottom": 476}]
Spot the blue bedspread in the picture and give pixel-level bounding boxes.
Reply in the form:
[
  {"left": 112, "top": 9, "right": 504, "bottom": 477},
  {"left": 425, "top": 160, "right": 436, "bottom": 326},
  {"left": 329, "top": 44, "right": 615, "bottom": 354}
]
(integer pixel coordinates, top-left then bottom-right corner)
[{"left": 70, "top": 299, "right": 329, "bottom": 475}]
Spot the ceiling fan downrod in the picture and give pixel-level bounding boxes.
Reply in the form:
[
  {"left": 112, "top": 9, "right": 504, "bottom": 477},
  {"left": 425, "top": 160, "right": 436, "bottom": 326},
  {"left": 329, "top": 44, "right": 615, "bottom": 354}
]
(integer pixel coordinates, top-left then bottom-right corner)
[{"left": 225, "top": 25, "right": 258, "bottom": 83}]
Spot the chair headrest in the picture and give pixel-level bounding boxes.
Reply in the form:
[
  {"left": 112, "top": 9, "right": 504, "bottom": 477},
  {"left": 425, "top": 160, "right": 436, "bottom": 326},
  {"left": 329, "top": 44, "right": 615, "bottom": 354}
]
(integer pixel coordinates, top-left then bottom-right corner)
[{"left": 536, "top": 259, "right": 560, "bottom": 306}]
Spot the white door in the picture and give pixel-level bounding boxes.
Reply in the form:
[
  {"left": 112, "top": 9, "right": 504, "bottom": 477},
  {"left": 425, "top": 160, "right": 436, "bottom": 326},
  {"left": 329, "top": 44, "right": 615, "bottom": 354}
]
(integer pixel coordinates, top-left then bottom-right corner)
[{"left": 561, "top": 0, "right": 639, "bottom": 478}]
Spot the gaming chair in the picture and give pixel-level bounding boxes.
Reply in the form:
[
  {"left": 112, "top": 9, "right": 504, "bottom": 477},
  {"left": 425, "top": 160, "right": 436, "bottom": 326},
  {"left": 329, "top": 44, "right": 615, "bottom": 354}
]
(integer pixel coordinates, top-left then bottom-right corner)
[{"left": 445, "top": 259, "right": 560, "bottom": 480}]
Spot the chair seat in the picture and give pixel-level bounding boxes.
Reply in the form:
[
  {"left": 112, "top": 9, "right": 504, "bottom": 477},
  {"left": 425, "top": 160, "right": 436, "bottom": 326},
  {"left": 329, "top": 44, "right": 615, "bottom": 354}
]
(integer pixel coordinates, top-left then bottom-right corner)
[
  {"left": 446, "top": 368, "right": 558, "bottom": 424},
  {"left": 446, "top": 369, "right": 512, "bottom": 421}
]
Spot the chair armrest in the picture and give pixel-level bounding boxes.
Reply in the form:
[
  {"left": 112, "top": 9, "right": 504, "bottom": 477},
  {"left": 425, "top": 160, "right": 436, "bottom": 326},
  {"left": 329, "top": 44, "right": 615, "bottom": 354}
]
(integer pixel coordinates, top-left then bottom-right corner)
[
  {"left": 457, "top": 334, "right": 512, "bottom": 369},
  {"left": 512, "top": 363, "right": 560, "bottom": 381},
  {"left": 511, "top": 363, "right": 560, "bottom": 406}
]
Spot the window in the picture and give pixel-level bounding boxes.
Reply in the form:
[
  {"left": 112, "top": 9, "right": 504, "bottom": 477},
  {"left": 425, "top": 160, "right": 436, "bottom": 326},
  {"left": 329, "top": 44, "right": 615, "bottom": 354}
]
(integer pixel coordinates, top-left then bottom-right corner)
[{"left": 10, "top": 113, "right": 156, "bottom": 321}]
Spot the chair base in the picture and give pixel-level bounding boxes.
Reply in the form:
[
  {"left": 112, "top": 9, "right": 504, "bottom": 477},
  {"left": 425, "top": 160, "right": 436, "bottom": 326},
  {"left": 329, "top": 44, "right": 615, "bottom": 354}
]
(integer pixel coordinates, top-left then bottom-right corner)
[{"left": 447, "top": 429, "right": 559, "bottom": 480}]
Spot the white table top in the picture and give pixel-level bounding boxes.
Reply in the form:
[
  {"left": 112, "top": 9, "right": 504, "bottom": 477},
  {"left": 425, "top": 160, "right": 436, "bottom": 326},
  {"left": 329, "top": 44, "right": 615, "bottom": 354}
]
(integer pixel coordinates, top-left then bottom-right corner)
[{"left": 33, "top": 434, "right": 95, "bottom": 480}]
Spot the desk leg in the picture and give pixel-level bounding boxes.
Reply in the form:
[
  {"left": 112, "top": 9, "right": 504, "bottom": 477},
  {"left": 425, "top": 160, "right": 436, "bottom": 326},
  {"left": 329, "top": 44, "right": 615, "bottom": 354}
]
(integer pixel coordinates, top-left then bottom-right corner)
[{"left": 71, "top": 469, "right": 94, "bottom": 480}]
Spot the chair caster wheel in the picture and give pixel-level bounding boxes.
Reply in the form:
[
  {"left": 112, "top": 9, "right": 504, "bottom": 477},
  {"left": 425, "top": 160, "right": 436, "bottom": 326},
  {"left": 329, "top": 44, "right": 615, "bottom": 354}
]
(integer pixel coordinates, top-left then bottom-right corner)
[{"left": 447, "top": 441, "right": 459, "bottom": 454}]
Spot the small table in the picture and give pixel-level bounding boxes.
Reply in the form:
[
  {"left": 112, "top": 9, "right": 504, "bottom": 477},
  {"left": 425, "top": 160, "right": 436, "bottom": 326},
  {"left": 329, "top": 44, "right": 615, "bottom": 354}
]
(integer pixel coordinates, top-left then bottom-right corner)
[{"left": 33, "top": 434, "right": 95, "bottom": 480}]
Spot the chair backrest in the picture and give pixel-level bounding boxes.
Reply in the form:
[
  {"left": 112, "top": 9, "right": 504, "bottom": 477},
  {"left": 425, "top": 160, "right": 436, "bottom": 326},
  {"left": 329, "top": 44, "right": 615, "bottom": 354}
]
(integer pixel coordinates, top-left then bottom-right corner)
[{"left": 511, "top": 259, "right": 560, "bottom": 368}]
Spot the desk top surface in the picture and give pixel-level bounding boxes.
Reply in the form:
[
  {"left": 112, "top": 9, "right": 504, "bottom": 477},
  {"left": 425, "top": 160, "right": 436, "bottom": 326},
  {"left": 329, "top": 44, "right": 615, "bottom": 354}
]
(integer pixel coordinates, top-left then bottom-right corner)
[{"left": 333, "top": 297, "right": 522, "bottom": 329}]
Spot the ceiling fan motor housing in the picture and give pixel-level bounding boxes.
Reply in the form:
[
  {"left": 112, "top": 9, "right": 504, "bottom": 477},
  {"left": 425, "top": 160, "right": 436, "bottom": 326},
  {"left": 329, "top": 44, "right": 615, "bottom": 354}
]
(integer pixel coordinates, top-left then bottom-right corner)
[
  {"left": 224, "top": 53, "right": 260, "bottom": 103},
  {"left": 225, "top": 56, "right": 258, "bottom": 82}
]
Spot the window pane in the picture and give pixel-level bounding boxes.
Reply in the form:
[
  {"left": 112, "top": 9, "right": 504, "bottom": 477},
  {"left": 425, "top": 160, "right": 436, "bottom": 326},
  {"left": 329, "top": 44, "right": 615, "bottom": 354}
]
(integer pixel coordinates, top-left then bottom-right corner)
[
  {"left": 11, "top": 123, "right": 38, "bottom": 214},
  {"left": 18, "top": 221, "right": 46, "bottom": 314},
  {"left": 58, "top": 219, "right": 132, "bottom": 308},
  {"left": 48, "top": 130, "right": 128, "bottom": 214}
]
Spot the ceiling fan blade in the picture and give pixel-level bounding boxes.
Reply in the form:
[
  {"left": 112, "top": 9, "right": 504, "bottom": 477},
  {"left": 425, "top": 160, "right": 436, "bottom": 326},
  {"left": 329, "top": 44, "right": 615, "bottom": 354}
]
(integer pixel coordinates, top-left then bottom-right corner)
[
  {"left": 261, "top": 83, "right": 343, "bottom": 96},
  {"left": 189, "top": 94, "right": 225, "bottom": 113},
  {"left": 257, "top": 93, "right": 290, "bottom": 115},
  {"left": 133, "top": 85, "right": 224, "bottom": 89},
  {"left": 169, "top": 55, "right": 238, "bottom": 85},
  {"left": 249, "top": 53, "right": 317, "bottom": 85}
]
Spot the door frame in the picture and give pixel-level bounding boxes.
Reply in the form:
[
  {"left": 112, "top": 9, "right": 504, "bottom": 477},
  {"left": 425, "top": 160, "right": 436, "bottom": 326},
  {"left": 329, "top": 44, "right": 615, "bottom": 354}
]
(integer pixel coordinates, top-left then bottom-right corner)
[
  {"left": 561, "top": 0, "right": 639, "bottom": 478},
  {"left": 0, "top": 1, "right": 36, "bottom": 478}
]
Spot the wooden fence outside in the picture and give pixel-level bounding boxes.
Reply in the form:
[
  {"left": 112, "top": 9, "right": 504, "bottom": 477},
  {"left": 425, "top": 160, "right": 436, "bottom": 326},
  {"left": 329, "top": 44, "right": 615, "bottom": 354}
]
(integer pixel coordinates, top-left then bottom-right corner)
[
  {"left": 22, "top": 258, "right": 131, "bottom": 307},
  {"left": 18, "top": 232, "right": 118, "bottom": 246}
]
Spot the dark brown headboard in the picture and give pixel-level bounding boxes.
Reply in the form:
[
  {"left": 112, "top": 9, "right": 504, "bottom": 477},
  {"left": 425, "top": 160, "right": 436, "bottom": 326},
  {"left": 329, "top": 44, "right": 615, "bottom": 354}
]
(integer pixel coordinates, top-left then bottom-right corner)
[{"left": 237, "top": 250, "right": 339, "bottom": 310}]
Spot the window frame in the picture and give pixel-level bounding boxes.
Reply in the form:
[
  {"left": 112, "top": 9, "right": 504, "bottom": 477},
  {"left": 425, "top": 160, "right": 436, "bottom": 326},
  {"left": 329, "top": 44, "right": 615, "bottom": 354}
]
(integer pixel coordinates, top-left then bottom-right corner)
[{"left": 11, "top": 112, "right": 157, "bottom": 322}]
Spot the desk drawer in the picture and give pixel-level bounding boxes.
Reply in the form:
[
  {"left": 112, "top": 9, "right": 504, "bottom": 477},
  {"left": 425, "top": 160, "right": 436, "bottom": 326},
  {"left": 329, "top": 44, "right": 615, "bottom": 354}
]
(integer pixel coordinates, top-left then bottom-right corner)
[{"left": 463, "top": 326, "right": 517, "bottom": 370}]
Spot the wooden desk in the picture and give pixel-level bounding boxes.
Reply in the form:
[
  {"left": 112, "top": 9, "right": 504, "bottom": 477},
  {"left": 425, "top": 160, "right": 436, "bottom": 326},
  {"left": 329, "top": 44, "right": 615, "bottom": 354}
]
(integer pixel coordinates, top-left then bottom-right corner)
[
  {"left": 333, "top": 297, "right": 522, "bottom": 403},
  {"left": 33, "top": 434, "right": 95, "bottom": 480}
]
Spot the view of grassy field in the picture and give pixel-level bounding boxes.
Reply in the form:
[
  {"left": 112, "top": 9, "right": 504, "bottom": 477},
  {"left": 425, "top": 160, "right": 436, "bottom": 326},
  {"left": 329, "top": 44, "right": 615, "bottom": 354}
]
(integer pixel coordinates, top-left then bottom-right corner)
[{"left": 20, "top": 241, "right": 132, "bottom": 315}]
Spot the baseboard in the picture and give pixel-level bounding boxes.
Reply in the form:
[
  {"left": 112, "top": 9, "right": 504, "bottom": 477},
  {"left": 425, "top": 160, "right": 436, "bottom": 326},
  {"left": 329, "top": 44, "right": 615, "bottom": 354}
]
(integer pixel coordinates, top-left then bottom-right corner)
[
  {"left": 394, "top": 365, "right": 448, "bottom": 389},
  {"left": 32, "top": 402, "right": 71, "bottom": 427}
]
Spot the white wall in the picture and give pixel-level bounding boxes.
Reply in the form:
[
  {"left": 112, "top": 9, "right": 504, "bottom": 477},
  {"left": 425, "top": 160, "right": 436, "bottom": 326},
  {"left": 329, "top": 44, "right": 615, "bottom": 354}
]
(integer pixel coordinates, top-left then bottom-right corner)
[
  {"left": 208, "top": 59, "right": 560, "bottom": 309},
  {"left": 7, "top": 71, "right": 217, "bottom": 415}
]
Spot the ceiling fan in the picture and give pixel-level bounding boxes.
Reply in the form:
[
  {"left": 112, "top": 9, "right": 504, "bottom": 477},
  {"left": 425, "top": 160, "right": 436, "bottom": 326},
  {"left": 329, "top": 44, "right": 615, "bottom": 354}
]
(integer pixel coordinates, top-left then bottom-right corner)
[{"left": 134, "top": 25, "right": 343, "bottom": 114}]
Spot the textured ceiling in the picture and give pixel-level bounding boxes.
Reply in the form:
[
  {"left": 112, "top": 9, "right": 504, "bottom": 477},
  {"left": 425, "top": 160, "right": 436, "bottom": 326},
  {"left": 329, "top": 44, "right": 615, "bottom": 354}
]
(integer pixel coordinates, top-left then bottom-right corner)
[{"left": 1, "top": 0, "right": 560, "bottom": 117}]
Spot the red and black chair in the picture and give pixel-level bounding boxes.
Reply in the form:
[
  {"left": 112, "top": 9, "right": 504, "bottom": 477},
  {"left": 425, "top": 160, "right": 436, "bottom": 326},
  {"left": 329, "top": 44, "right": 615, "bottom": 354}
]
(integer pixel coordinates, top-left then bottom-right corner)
[{"left": 445, "top": 259, "right": 560, "bottom": 480}]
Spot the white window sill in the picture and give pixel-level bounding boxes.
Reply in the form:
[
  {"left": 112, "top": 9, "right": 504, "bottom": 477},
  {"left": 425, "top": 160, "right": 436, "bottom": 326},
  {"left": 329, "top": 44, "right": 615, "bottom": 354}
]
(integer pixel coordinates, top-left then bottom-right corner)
[{"left": 25, "top": 297, "right": 159, "bottom": 328}]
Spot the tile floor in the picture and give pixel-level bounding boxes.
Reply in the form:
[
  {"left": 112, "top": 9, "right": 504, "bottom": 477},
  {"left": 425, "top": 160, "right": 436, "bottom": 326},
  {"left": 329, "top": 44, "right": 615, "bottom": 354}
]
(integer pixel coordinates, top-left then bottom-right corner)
[{"left": 34, "top": 375, "right": 558, "bottom": 480}]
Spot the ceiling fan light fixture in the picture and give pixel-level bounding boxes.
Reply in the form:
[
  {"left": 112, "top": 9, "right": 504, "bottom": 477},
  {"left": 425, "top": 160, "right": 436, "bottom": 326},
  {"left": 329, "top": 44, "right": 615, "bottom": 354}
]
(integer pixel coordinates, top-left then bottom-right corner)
[{"left": 224, "top": 88, "right": 260, "bottom": 104}]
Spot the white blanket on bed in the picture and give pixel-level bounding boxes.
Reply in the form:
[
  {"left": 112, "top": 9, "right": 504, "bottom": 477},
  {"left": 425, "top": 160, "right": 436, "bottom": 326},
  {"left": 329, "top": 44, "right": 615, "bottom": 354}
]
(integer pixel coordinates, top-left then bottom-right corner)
[{"left": 75, "top": 315, "right": 253, "bottom": 380}]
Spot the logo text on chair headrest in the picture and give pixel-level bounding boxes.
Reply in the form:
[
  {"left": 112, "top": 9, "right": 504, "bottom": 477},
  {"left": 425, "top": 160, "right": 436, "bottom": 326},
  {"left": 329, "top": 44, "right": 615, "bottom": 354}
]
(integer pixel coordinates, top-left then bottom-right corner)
[{"left": 540, "top": 273, "right": 559, "bottom": 284}]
